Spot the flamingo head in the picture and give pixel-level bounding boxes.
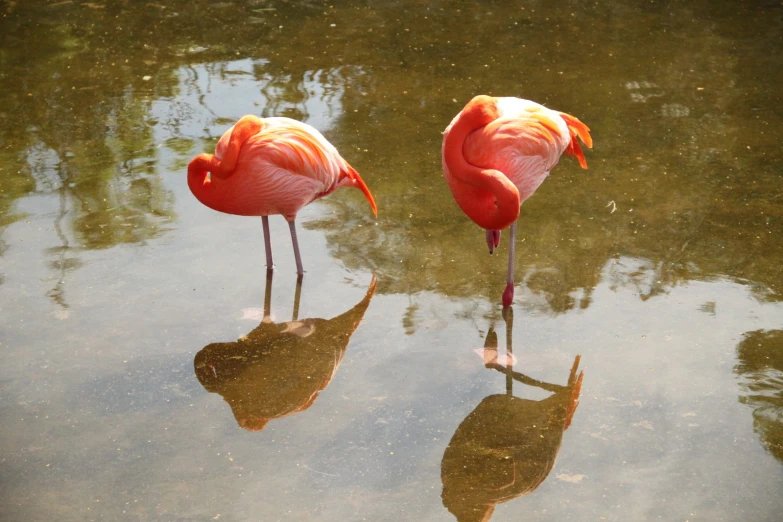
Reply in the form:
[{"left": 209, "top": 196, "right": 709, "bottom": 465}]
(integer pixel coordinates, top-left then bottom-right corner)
[{"left": 485, "top": 229, "right": 501, "bottom": 254}]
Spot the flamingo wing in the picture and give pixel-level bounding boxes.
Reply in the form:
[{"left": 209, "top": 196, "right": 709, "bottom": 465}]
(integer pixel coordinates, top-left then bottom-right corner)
[
  {"left": 190, "top": 116, "right": 376, "bottom": 219},
  {"left": 463, "top": 109, "right": 570, "bottom": 203},
  {"left": 206, "top": 118, "right": 345, "bottom": 218},
  {"left": 220, "top": 118, "right": 375, "bottom": 218},
  {"left": 244, "top": 119, "right": 347, "bottom": 187}
]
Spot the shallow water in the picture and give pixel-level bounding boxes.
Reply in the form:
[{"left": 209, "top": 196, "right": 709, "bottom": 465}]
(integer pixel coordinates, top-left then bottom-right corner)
[{"left": 1, "top": 1, "right": 782, "bottom": 521}]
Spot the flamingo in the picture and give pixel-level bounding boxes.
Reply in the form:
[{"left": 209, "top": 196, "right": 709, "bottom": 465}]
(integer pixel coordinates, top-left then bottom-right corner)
[
  {"left": 442, "top": 95, "right": 592, "bottom": 307},
  {"left": 188, "top": 115, "right": 377, "bottom": 276}
]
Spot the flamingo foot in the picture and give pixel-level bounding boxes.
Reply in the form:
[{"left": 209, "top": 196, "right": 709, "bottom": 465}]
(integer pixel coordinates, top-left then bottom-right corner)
[{"left": 502, "top": 282, "right": 514, "bottom": 308}]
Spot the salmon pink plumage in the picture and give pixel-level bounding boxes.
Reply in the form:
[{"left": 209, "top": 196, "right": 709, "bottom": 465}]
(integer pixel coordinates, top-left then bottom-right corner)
[
  {"left": 442, "top": 95, "right": 592, "bottom": 307},
  {"left": 188, "top": 115, "right": 377, "bottom": 276}
]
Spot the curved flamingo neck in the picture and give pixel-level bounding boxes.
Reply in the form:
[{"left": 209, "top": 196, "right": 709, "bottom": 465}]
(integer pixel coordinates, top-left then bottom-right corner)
[
  {"left": 443, "top": 96, "right": 520, "bottom": 231},
  {"left": 187, "top": 115, "right": 264, "bottom": 209},
  {"left": 214, "top": 115, "right": 263, "bottom": 179},
  {"left": 187, "top": 153, "right": 219, "bottom": 205}
]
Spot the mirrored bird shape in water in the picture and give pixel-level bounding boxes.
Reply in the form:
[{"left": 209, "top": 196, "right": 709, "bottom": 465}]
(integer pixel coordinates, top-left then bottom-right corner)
[
  {"left": 441, "top": 307, "right": 584, "bottom": 522},
  {"left": 194, "top": 273, "right": 377, "bottom": 431}
]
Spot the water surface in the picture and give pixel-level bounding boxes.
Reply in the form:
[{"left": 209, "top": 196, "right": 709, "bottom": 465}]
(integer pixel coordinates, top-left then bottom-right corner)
[{"left": 1, "top": 1, "right": 782, "bottom": 521}]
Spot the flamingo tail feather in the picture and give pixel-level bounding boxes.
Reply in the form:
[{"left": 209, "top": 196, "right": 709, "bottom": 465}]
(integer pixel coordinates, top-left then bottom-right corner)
[
  {"left": 559, "top": 112, "right": 592, "bottom": 169},
  {"left": 343, "top": 164, "right": 377, "bottom": 216}
]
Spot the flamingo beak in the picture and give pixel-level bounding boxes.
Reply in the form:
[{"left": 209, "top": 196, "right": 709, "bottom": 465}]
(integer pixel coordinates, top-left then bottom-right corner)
[{"left": 485, "top": 229, "right": 501, "bottom": 254}]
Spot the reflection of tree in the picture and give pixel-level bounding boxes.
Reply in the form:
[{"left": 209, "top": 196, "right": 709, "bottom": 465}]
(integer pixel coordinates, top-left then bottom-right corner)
[
  {"left": 300, "top": 0, "right": 783, "bottom": 313},
  {"left": 1, "top": 1, "right": 183, "bottom": 301},
  {"left": 736, "top": 330, "right": 783, "bottom": 463},
  {"left": 45, "top": 183, "right": 80, "bottom": 308},
  {"left": 226, "top": 0, "right": 783, "bottom": 312},
  {"left": 2, "top": 0, "right": 782, "bottom": 311},
  {"left": 257, "top": 67, "right": 347, "bottom": 122},
  {"left": 441, "top": 309, "right": 584, "bottom": 521},
  {"left": 194, "top": 274, "right": 376, "bottom": 431}
]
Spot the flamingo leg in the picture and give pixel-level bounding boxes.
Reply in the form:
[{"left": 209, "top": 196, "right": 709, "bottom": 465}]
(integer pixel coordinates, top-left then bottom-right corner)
[
  {"left": 292, "top": 275, "right": 303, "bottom": 321},
  {"left": 288, "top": 220, "right": 304, "bottom": 276},
  {"left": 502, "top": 221, "right": 517, "bottom": 307},
  {"left": 488, "top": 310, "right": 567, "bottom": 394},
  {"left": 263, "top": 268, "right": 273, "bottom": 321},
  {"left": 503, "top": 305, "right": 514, "bottom": 395},
  {"left": 262, "top": 216, "right": 274, "bottom": 272}
]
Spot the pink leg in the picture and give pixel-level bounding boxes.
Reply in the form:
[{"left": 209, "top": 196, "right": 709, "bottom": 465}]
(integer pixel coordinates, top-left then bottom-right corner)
[
  {"left": 288, "top": 220, "right": 304, "bottom": 276},
  {"left": 263, "top": 268, "right": 273, "bottom": 320},
  {"left": 502, "top": 222, "right": 516, "bottom": 307},
  {"left": 262, "top": 216, "right": 273, "bottom": 271},
  {"left": 503, "top": 305, "right": 514, "bottom": 394},
  {"left": 292, "top": 275, "right": 302, "bottom": 320}
]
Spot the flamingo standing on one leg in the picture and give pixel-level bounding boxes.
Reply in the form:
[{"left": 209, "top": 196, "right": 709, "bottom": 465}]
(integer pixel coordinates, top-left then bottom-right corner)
[
  {"left": 442, "top": 95, "right": 592, "bottom": 307},
  {"left": 188, "top": 115, "right": 377, "bottom": 276}
]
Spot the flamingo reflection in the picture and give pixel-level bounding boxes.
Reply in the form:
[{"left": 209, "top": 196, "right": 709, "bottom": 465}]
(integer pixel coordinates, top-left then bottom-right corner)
[
  {"left": 194, "top": 273, "right": 376, "bottom": 431},
  {"left": 441, "top": 308, "right": 584, "bottom": 522}
]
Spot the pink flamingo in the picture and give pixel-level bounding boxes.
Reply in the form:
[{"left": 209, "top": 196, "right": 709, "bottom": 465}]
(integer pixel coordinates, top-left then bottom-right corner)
[
  {"left": 188, "top": 115, "right": 377, "bottom": 276},
  {"left": 442, "top": 95, "right": 592, "bottom": 307}
]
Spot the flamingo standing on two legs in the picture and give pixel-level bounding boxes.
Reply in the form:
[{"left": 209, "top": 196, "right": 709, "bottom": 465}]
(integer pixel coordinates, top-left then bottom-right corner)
[
  {"left": 442, "top": 95, "right": 592, "bottom": 307},
  {"left": 188, "top": 115, "right": 377, "bottom": 276}
]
